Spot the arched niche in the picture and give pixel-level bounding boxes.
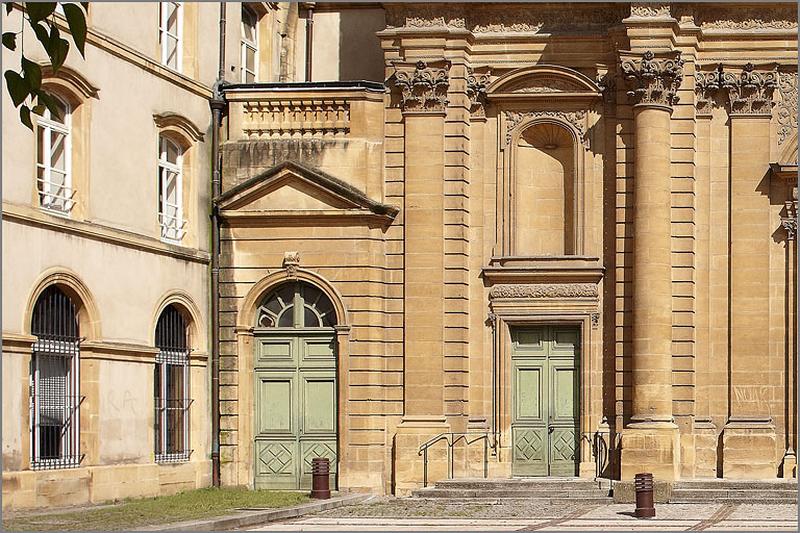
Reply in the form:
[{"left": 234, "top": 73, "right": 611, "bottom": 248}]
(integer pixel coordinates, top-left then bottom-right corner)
[{"left": 513, "top": 121, "right": 577, "bottom": 255}]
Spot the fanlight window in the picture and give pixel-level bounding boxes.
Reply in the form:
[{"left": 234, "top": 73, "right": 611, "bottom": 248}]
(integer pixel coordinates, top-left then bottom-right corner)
[{"left": 257, "top": 282, "right": 335, "bottom": 328}]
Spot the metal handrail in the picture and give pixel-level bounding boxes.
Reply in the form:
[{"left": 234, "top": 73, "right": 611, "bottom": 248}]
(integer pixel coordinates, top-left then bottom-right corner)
[{"left": 418, "top": 431, "right": 493, "bottom": 487}]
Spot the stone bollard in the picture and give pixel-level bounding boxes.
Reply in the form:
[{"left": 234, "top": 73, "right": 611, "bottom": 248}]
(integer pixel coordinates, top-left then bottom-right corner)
[
  {"left": 634, "top": 472, "right": 655, "bottom": 518},
  {"left": 310, "top": 457, "right": 331, "bottom": 499}
]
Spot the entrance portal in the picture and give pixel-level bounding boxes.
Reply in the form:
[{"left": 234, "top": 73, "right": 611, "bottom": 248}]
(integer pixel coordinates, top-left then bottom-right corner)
[
  {"left": 253, "top": 282, "right": 337, "bottom": 489},
  {"left": 511, "top": 326, "right": 580, "bottom": 476}
]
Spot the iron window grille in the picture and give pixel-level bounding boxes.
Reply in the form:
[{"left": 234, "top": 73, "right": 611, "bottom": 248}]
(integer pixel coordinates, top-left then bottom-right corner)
[
  {"left": 159, "top": 2, "right": 183, "bottom": 71},
  {"left": 29, "top": 286, "right": 84, "bottom": 470},
  {"left": 36, "top": 95, "right": 76, "bottom": 215},
  {"left": 241, "top": 5, "right": 259, "bottom": 83},
  {"left": 157, "top": 136, "right": 186, "bottom": 243},
  {"left": 155, "top": 305, "right": 192, "bottom": 463}
]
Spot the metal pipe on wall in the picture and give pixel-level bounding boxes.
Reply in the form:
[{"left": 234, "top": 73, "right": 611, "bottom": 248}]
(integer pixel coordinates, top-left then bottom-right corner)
[
  {"left": 210, "top": 0, "right": 227, "bottom": 488},
  {"left": 305, "top": 3, "right": 314, "bottom": 82}
]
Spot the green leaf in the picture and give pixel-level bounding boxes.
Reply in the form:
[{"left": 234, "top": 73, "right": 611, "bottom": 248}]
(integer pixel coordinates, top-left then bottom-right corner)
[
  {"left": 48, "top": 24, "right": 69, "bottom": 71},
  {"left": 80, "top": 2, "right": 89, "bottom": 13},
  {"left": 35, "top": 90, "right": 61, "bottom": 117},
  {"left": 20, "top": 105, "right": 33, "bottom": 130},
  {"left": 22, "top": 57, "right": 43, "bottom": 91},
  {"left": 62, "top": 3, "right": 87, "bottom": 57},
  {"left": 4, "top": 70, "right": 29, "bottom": 106},
  {"left": 6, "top": 3, "right": 14, "bottom": 15},
  {"left": 26, "top": 3, "right": 56, "bottom": 23},
  {"left": 2, "top": 32, "right": 16, "bottom": 51},
  {"left": 32, "top": 104, "right": 47, "bottom": 116},
  {"left": 32, "top": 22, "right": 51, "bottom": 53}
]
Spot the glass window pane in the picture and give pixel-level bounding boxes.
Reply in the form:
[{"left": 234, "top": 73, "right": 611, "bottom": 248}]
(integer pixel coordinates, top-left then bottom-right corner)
[
  {"left": 277, "top": 306, "right": 294, "bottom": 327},
  {"left": 245, "top": 47, "right": 256, "bottom": 74},
  {"left": 166, "top": 37, "right": 179, "bottom": 69},
  {"left": 164, "top": 138, "right": 180, "bottom": 164},
  {"left": 242, "top": 8, "right": 256, "bottom": 42},
  {"left": 50, "top": 131, "right": 66, "bottom": 171},
  {"left": 166, "top": 3, "right": 179, "bottom": 34},
  {"left": 303, "top": 306, "right": 321, "bottom": 327},
  {"left": 37, "top": 126, "right": 45, "bottom": 165},
  {"left": 49, "top": 98, "right": 68, "bottom": 124}
]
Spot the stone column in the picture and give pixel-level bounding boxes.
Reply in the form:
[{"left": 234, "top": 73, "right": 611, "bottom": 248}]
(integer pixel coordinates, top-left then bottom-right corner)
[
  {"left": 393, "top": 60, "right": 451, "bottom": 495},
  {"left": 719, "top": 64, "right": 778, "bottom": 479},
  {"left": 618, "top": 50, "right": 683, "bottom": 481}
]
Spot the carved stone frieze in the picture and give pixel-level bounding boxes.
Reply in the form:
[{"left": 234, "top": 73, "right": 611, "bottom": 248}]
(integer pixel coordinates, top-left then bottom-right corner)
[
  {"left": 777, "top": 71, "right": 798, "bottom": 145},
  {"left": 630, "top": 3, "right": 672, "bottom": 18},
  {"left": 394, "top": 61, "right": 450, "bottom": 113},
  {"left": 782, "top": 200, "right": 797, "bottom": 240},
  {"left": 619, "top": 50, "right": 684, "bottom": 107},
  {"left": 505, "top": 110, "right": 588, "bottom": 148},
  {"left": 466, "top": 68, "right": 490, "bottom": 117},
  {"left": 489, "top": 283, "right": 598, "bottom": 299},
  {"left": 720, "top": 63, "right": 778, "bottom": 115},
  {"left": 683, "top": 5, "right": 798, "bottom": 30}
]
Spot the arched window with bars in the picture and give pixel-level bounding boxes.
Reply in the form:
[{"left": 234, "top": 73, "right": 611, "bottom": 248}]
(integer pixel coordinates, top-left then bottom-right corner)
[
  {"left": 154, "top": 304, "right": 191, "bottom": 462},
  {"left": 30, "top": 286, "right": 82, "bottom": 469}
]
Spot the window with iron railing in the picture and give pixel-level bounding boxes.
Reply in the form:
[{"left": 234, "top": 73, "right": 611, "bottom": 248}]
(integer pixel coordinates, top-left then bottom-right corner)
[
  {"left": 241, "top": 5, "right": 259, "bottom": 83},
  {"left": 157, "top": 136, "right": 186, "bottom": 243},
  {"left": 154, "top": 305, "right": 192, "bottom": 463},
  {"left": 30, "top": 286, "right": 83, "bottom": 470},
  {"left": 159, "top": 2, "right": 182, "bottom": 72},
  {"left": 36, "top": 95, "right": 76, "bottom": 215}
]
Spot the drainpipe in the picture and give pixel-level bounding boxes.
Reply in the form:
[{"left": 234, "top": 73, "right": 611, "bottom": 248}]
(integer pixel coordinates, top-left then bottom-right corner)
[
  {"left": 210, "top": 0, "right": 227, "bottom": 489},
  {"left": 304, "top": 3, "right": 314, "bottom": 82}
]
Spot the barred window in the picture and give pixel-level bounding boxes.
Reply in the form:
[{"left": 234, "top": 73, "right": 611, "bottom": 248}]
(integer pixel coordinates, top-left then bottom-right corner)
[
  {"left": 158, "top": 136, "right": 185, "bottom": 242},
  {"left": 30, "top": 286, "right": 83, "bottom": 470},
  {"left": 159, "top": 2, "right": 182, "bottom": 71},
  {"left": 241, "top": 5, "right": 259, "bottom": 83},
  {"left": 155, "top": 305, "right": 191, "bottom": 463},
  {"left": 36, "top": 95, "right": 75, "bottom": 215}
]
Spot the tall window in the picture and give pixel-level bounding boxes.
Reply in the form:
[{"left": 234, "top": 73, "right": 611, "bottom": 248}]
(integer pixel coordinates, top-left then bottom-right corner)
[
  {"left": 159, "top": 2, "right": 182, "bottom": 71},
  {"left": 155, "top": 305, "right": 191, "bottom": 463},
  {"left": 158, "top": 136, "right": 185, "bottom": 242},
  {"left": 241, "top": 6, "right": 259, "bottom": 83},
  {"left": 30, "top": 286, "right": 82, "bottom": 470},
  {"left": 36, "top": 95, "right": 74, "bottom": 215}
]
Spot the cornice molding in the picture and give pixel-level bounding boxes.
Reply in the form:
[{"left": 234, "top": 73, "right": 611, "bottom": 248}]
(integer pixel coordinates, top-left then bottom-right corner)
[{"left": 619, "top": 50, "right": 684, "bottom": 107}]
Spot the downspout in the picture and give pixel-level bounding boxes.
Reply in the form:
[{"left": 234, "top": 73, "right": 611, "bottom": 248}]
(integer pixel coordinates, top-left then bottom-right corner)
[
  {"left": 210, "top": 0, "right": 227, "bottom": 489},
  {"left": 304, "top": 3, "right": 314, "bottom": 82},
  {"left": 280, "top": 3, "right": 299, "bottom": 82}
]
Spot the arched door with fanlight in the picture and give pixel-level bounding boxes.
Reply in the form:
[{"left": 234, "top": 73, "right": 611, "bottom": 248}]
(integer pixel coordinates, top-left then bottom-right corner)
[{"left": 253, "top": 281, "right": 337, "bottom": 489}]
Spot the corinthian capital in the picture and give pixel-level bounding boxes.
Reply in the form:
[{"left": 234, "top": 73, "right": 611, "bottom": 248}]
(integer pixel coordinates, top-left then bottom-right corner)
[
  {"left": 466, "top": 67, "right": 490, "bottom": 116},
  {"left": 394, "top": 60, "right": 450, "bottom": 113},
  {"left": 721, "top": 63, "right": 778, "bottom": 115},
  {"left": 619, "top": 50, "right": 684, "bottom": 107}
]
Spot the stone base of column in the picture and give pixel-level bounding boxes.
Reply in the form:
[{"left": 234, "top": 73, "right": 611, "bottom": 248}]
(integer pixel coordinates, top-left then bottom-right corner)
[
  {"left": 722, "top": 418, "right": 776, "bottom": 479},
  {"left": 393, "top": 416, "right": 450, "bottom": 496},
  {"left": 692, "top": 419, "right": 718, "bottom": 478},
  {"left": 780, "top": 448, "right": 796, "bottom": 479},
  {"left": 620, "top": 422, "right": 680, "bottom": 481}
]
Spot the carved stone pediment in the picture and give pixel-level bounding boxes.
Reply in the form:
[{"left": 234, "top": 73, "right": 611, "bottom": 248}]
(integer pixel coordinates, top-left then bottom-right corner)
[{"left": 488, "top": 65, "right": 603, "bottom": 100}]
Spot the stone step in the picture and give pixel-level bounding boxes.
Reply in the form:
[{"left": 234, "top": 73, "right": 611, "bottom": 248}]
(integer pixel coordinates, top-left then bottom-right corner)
[
  {"left": 673, "top": 480, "right": 797, "bottom": 490},
  {"left": 432, "top": 478, "right": 605, "bottom": 491},
  {"left": 672, "top": 489, "right": 797, "bottom": 499},
  {"left": 412, "top": 488, "right": 612, "bottom": 500},
  {"left": 412, "top": 496, "right": 615, "bottom": 505}
]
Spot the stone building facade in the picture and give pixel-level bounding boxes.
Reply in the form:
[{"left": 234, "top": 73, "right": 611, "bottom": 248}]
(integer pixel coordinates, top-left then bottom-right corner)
[
  {"left": 216, "top": 2, "right": 798, "bottom": 496},
  {"left": 2, "top": 1, "right": 798, "bottom": 509}
]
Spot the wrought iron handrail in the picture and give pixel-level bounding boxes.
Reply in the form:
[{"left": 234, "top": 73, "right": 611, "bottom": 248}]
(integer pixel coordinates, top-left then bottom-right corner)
[{"left": 417, "top": 431, "right": 493, "bottom": 487}]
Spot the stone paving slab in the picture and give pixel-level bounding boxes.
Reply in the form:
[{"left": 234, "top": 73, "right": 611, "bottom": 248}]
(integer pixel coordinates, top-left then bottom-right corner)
[{"left": 249, "top": 501, "right": 799, "bottom": 531}]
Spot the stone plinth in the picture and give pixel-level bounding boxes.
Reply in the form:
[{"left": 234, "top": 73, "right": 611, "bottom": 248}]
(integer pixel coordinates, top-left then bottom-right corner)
[
  {"left": 393, "top": 417, "right": 450, "bottom": 496},
  {"left": 620, "top": 423, "right": 680, "bottom": 481},
  {"left": 722, "top": 420, "right": 777, "bottom": 479},
  {"left": 692, "top": 420, "right": 718, "bottom": 478}
]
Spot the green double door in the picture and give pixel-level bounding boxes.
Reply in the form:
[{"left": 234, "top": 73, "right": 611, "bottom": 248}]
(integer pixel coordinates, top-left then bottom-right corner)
[
  {"left": 254, "top": 332, "right": 337, "bottom": 489},
  {"left": 511, "top": 326, "right": 580, "bottom": 477}
]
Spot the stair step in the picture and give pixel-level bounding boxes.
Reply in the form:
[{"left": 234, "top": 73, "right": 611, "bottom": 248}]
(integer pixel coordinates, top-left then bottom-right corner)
[
  {"left": 673, "top": 480, "right": 797, "bottom": 490},
  {"left": 412, "top": 488, "right": 611, "bottom": 499}
]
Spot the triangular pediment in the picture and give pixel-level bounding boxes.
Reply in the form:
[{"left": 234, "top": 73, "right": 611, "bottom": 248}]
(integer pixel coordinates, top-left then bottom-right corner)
[{"left": 217, "top": 161, "right": 398, "bottom": 221}]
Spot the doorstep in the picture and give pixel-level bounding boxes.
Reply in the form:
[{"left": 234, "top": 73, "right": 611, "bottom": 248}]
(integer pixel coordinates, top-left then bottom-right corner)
[{"left": 141, "top": 492, "right": 374, "bottom": 531}]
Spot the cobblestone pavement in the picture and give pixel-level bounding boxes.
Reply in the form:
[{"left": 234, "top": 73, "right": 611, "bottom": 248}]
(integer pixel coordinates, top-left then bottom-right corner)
[{"left": 250, "top": 498, "right": 798, "bottom": 531}]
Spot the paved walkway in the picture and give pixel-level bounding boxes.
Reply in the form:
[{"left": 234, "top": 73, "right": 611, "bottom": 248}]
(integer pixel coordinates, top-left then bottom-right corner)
[{"left": 250, "top": 501, "right": 798, "bottom": 531}]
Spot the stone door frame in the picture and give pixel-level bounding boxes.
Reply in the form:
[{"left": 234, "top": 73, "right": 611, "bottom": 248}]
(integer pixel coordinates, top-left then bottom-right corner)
[{"left": 492, "top": 310, "right": 597, "bottom": 478}]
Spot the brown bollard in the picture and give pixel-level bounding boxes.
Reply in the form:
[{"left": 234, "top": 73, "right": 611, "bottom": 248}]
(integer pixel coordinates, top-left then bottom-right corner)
[
  {"left": 310, "top": 457, "right": 331, "bottom": 499},
  {"left": 634, "top": 472, "right": 655, "bottom": 518}
]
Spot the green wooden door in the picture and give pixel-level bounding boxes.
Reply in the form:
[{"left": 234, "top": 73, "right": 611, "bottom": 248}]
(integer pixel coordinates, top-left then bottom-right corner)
[
  {"left": 511, "top": 326, "right": 579, "bottom": 477},
  {"left": 254, "top": 333, "right": 337, "bottom": 489}
]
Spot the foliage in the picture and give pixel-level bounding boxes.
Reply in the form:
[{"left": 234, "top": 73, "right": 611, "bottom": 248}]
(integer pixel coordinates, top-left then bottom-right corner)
[
  {"left": 2, "top": 487, "right": 309, "bottom": 531},
  {"left": 2, "top": 2, "right": 88, "bottom": 129}
]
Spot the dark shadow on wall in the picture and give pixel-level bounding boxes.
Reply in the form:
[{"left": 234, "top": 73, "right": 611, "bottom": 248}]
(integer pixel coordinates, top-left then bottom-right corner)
[{"left": 338, "top": 9, "right": 386, "bottom": 82}]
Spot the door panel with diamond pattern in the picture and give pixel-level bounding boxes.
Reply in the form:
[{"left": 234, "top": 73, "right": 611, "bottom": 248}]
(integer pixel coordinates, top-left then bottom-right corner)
[
  {"left": 511, "top": 326, "right": 579, "bottom": 476},
  {"left": 255, "top": 332, "right": 337, "bottom": 489}
]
